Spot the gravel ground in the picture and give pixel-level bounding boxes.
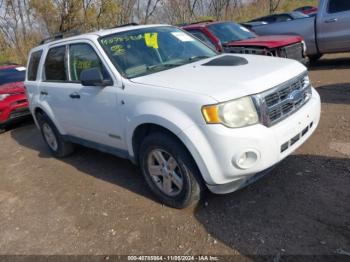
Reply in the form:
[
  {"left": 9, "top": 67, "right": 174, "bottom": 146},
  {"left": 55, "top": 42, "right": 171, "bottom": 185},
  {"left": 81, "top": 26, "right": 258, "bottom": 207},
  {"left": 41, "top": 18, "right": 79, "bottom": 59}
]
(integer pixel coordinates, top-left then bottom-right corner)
[{"left": 0, "top": 53, "right": 349, "bottom": 259}]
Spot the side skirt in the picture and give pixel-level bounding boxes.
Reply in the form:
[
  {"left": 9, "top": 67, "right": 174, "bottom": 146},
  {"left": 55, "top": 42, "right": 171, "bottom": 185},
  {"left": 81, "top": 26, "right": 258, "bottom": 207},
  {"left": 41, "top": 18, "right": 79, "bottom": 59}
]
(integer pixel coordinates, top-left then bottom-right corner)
[{"left": 63, "top": 135, "right": 132, "bottom": 161}]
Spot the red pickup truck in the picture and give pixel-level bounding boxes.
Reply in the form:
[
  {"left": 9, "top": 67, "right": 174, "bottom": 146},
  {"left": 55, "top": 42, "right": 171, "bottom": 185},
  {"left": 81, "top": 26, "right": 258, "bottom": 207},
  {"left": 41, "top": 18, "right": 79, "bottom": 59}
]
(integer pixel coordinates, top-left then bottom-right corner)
[
  {"left": 181, "top": 21, "right": 307, "bottom": 63},
  {"left": 0, "top": 65, "right": 29, "bottom": 133}
]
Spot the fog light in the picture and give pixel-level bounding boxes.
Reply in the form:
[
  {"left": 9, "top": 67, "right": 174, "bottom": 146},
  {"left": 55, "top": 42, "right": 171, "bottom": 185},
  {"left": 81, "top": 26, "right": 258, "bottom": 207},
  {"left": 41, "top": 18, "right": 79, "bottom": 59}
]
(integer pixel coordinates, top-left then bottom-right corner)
[{"left": 234, "top": 150, "right": 259, "bottom": 169}]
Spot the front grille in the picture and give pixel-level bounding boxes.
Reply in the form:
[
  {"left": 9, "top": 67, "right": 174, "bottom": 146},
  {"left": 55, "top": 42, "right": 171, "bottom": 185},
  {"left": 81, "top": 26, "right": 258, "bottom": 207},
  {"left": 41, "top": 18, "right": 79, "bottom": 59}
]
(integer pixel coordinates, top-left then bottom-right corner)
[
  {"left": 279, "top": 43, "right": 304, "bottom": 62},
  {"left": 254, "top": 73, "right": 312, "bottom": 127},
  {"left": 9, "top": 108, "right": 30, "bottom": 120},
  {"left": 224, "top": 46, "right": 270, "bottom": 56}
]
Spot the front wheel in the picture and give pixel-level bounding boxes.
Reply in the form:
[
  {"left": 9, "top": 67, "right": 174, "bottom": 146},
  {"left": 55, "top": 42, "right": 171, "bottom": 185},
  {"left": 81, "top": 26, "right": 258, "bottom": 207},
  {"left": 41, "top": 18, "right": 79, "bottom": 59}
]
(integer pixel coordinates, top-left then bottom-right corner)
[{"left": 139, "top": 132, "right": 203, "bottom": 209}]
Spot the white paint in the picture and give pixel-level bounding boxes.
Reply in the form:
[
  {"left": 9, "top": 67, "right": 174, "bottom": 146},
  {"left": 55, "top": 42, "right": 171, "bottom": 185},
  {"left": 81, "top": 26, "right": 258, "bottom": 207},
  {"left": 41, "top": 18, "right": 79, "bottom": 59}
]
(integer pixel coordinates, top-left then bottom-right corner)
[{"left": 25, "top": 24, "right": 321, "bottom": 193}]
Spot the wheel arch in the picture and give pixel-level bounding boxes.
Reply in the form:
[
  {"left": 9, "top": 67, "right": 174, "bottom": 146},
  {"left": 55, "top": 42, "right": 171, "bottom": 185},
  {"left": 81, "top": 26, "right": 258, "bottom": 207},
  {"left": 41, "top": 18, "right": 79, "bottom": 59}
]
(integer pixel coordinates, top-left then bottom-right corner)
[
  {"left": 33, "top": 106, "right": 66, "bottom": 135},
  {"left": 131, "top": 122, "right": 187, "bottom": 164},
  {"left": 130, "top": 122, "right": 208, "bottom": 188}
]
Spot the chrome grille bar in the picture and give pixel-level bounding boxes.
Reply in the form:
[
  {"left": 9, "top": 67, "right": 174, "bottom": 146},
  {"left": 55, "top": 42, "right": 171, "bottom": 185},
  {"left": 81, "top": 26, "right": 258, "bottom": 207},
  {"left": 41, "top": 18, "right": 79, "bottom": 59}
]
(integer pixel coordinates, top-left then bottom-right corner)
[{"left": 253, "top": 72, "right": 312, "bottom": 127}]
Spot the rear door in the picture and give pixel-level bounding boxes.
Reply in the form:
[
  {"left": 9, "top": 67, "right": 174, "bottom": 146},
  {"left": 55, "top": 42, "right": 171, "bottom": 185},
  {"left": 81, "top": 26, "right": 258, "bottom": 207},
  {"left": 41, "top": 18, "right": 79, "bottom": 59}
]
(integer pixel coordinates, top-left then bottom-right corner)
[
  {"left": 40, "top": 45, "right": 77, "bottom": 134},
  {"left": 26, "top": 50, "right": 43, "bottom": 106},
  {"left": 317, "top": 0, "right": 350, "bottom": 52}
]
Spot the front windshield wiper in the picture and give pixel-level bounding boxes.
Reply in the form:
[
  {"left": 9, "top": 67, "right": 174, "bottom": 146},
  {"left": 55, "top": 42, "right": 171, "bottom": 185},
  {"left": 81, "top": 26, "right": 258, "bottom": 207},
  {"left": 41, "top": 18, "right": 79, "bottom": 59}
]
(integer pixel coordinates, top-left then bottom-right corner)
[
  {"left": 147, "top": 63, "right": 184, "bottom": 71},
  {"left": 188, "top": 55, "right": 211, "bottom": 62}
]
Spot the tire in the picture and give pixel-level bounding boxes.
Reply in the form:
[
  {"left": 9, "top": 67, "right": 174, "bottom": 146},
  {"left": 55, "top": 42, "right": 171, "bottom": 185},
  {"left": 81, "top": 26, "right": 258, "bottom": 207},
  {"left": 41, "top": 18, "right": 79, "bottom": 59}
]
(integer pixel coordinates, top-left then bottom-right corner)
[
  {"left": 308, "top": 54, "right": 322, "bottom": 64},
  {"left": 139, "top": 132, "right": 203, "bottom": 209},
  {"left": 37, "top": 113, "right": 74, "bottom": 158}
]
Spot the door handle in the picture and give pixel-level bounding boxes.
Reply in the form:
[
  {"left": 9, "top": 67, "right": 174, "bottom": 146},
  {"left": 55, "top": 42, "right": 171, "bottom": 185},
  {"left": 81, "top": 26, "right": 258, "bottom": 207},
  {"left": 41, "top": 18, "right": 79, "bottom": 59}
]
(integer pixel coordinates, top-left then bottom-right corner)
[
  {"left": 40, "top": 90, "right": 48, "bottom": 96},
  {"left": 69, "top": 92, "right": 80, "bottom": 99},
  {"left": 325, "top": 18, "right": 338, "bottom": 23}
]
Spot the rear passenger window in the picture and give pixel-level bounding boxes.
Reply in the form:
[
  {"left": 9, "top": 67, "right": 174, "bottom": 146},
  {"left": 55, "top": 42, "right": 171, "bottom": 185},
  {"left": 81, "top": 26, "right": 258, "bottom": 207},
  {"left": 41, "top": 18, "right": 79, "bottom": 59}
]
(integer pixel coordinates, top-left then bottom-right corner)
[
  {"left": 328, "top": 0, "right": 350, "bottom": 13},
  {"left": 69, "top": 43, "right": 110, "bottom": 82},
  {"left": 45, "top": 46, "right": 67, "bottom": 81},
  {"left": 28, "top": 50, "right": 42, "bottom": 81}
]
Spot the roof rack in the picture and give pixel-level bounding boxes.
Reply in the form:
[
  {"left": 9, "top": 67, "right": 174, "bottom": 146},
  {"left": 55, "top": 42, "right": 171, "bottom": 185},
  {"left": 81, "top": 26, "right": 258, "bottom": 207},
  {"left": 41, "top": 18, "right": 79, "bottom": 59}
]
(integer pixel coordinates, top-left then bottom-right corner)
[
  {"left": 39, "top": 29, "right": 81, "bottom": 45},
  {"left": 106, "top": 22, "right": 139, "bottom": 30}
]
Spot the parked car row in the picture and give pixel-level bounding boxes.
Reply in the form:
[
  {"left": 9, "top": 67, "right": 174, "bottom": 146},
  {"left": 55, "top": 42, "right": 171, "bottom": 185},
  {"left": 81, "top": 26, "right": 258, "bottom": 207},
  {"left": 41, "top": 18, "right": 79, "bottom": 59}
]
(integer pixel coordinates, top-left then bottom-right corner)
[{"left": 4, "top": 0, "right": 347, "bottom": 209}]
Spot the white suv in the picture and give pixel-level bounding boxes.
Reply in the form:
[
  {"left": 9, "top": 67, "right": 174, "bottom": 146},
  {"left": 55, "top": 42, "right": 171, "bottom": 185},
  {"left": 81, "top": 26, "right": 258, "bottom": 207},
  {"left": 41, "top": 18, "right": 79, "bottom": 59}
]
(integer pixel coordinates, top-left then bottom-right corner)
[{"left": 25, "top": 24, "right": 321, "bottom": 208}]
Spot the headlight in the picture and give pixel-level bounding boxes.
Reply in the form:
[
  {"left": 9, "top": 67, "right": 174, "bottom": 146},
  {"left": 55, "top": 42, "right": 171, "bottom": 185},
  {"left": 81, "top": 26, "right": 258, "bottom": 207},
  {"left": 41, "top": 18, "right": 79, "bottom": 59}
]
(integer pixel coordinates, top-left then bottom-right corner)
[
  {"left": 202, "top": 96, "right": 259, "bottom": 128},
  {"left": 301, "top": 40, "right": 307, "bottom": 53},
  {"left": 303, "top": 74, "right": 310, "bottom": 87},
  {"left": 0, "top": 94, "right": 10, "bottom": 101}
]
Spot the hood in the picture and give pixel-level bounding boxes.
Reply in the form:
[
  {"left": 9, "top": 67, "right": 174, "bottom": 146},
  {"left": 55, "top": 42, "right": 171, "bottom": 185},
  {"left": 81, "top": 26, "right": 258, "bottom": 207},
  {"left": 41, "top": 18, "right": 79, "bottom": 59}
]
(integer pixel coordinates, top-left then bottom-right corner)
[
  {"left": 0, "top": 82, "right": 25, "bottom": 95},
  {"left": 131, "top": 54, "right": 306, "bottom": 102},
  {"left": 225, "top": 35, "right": 303, "bottom": 49}
]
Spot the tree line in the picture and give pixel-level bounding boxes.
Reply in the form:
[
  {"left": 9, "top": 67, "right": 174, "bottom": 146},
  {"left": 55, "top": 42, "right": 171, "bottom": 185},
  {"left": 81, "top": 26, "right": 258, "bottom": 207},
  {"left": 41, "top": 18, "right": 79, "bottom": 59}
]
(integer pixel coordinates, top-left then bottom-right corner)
[{"left": 0, "top": 0, "right": 317, "bottom": 65}]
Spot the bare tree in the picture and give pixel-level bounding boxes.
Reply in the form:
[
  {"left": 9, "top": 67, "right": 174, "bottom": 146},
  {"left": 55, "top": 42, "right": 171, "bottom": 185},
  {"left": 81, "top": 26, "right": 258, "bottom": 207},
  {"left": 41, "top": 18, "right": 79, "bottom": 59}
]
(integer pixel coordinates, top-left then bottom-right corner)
[
  {"left": 160, "top": 0, "right": 202, "bottom": 24},
  {"left": 143, "top": 0, "right": 161, "bottom": 23},
  {"left": 269, "top": 0, "right": 281, "bottom": 14}
]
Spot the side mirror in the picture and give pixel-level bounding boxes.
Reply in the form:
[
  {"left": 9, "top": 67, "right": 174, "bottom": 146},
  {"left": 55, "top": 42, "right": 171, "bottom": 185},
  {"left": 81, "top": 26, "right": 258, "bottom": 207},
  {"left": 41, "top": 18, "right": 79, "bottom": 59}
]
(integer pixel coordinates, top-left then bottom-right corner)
[{"left": 80, "top": 68, "right": 112, "bottom": 87}]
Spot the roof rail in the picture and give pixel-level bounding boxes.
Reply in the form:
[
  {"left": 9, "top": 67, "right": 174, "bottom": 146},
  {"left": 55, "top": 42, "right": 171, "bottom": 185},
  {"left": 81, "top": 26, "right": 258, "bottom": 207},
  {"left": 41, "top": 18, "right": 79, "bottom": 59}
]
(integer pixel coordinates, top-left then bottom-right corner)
[
  {"left": 106, "top": 22, "right": 139, "bottom": 30},
  {"left": 39, "top": 29, "right": 81, "bottom": 45}
]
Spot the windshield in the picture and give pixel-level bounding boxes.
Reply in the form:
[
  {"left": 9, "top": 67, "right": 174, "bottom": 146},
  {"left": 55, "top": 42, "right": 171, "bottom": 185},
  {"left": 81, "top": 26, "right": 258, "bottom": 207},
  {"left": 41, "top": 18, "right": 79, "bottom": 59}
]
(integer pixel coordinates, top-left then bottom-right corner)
[
  {"left": 207, "top": 22, "right": 256, "bottom": 44},
  {"left": 0, "top": 67, "right": 26, "bottom": 85},
  {"left": 99, "top": 26, "right": 217, "bottom": 78}
]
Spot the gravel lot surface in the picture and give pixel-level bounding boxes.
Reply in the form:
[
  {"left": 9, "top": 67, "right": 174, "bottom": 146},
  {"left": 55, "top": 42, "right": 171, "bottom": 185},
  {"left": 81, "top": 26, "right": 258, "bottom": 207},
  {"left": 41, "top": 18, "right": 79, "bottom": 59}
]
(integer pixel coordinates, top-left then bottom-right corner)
[{"left": 0, "top": 54, "right": 349, "bottom": 259}]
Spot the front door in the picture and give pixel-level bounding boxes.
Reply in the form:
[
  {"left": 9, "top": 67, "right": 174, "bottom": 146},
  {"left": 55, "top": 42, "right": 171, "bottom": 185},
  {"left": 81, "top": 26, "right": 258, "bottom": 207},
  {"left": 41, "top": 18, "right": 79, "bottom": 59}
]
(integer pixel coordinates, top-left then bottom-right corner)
[
  {"left": 317, "top": 0, "right": 350, "bottom": 53},
  {"left": 65, "top": 43, "right": 126, "bottom": 150}
]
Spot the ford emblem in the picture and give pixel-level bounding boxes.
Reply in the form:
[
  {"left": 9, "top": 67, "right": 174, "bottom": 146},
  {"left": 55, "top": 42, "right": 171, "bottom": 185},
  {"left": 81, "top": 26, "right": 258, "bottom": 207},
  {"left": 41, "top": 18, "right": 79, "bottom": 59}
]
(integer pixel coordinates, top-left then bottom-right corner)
[{"left": 288, "top": 90, "right": 303, "bottom": 104}]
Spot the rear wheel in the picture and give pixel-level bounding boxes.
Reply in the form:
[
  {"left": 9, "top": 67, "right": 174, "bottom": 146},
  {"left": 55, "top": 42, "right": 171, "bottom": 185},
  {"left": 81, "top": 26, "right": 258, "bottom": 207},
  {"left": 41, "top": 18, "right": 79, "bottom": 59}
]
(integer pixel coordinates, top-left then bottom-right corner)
[
  {"left": 308, "top": 54, "right": 322, "bottom": 64},
  {"left": 139, "top": 132, "right": 203, "bottom": 209},
  {"left": 38, "top": 113, "right": 74, "bottom": 158}
]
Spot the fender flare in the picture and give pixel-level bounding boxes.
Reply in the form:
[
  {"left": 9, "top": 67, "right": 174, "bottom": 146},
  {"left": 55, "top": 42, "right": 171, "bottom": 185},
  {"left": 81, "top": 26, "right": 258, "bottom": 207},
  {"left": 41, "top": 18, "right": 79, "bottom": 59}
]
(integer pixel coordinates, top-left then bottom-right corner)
[{"left": 32, "top": 102, "right": 66, "bottom": 135}]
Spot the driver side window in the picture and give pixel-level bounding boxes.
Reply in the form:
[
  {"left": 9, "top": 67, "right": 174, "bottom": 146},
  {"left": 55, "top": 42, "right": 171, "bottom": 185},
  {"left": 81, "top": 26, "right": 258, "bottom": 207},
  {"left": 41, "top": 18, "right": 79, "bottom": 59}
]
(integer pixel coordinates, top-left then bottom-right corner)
[{"left": 69, "top": 43, "right": 110, "bottom": 82}]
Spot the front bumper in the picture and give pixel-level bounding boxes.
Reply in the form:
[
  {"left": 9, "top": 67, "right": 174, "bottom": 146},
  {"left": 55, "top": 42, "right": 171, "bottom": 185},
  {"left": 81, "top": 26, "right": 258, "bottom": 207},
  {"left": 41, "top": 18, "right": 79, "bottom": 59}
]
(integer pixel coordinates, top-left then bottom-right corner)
[
  {"left": 0, "top": 95, "right": 30, "bottom": 126},
  {"left": 180, "top": 88, "right": 321, "bottom": 193},
  {"left": 207, "top": 165, "right": 276, "bottom": 194}
]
